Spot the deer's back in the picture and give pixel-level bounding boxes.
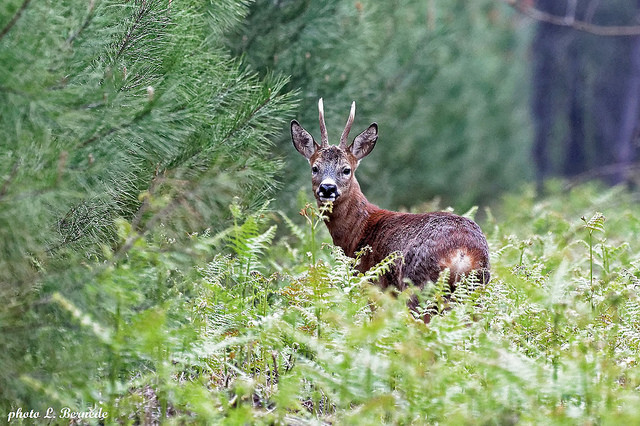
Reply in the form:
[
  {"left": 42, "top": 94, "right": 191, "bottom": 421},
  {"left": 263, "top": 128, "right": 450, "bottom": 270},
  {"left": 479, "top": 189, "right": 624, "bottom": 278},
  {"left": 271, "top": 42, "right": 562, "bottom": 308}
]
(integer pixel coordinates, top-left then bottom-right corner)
[{"left": 356, "top": 210, "right": 490, "bottom": 289}]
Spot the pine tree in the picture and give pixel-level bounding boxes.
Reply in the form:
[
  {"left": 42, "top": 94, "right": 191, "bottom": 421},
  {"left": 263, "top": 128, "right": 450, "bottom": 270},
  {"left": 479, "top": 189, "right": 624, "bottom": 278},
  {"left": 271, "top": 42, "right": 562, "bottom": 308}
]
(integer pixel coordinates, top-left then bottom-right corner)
[
  {"left": 0, "top": 0, "right": 294, "bottom": 410},
  {"left": 228, "top": 0, "right": 531, "bottom": 210}
]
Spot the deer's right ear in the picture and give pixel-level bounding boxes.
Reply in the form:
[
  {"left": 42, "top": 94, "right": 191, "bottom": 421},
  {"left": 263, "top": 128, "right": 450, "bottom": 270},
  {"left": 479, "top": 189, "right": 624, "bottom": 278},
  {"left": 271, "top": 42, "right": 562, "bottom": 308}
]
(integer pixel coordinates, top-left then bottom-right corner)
[{"left": 291, "top": 120, "right": 318, "bottom": 160}]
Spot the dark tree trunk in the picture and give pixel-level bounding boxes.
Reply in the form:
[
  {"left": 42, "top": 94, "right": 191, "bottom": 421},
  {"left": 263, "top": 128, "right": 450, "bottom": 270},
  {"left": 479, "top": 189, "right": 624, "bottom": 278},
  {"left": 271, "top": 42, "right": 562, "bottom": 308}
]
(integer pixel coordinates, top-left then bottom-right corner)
[
  {"left": 613, "top": 33, "right": 640, "bottom": 184},
  {"left": 531, "top": 0, "right": 640, "bottom": 189},
  {"left": 564, "top": 40, "right": 587, "bottom": 176},
  {"left": 531, "top": 18, "right": 576, "bottom": 191}
]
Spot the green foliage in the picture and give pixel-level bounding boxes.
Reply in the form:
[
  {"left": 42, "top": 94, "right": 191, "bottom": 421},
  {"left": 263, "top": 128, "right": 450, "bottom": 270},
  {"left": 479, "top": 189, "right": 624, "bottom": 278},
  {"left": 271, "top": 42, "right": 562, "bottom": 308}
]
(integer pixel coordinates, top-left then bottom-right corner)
[
  {"left": 8, "top": 182, "right": 638, "bottom": 423},
  {"left": 2, "top": 1, "right": 640, "bottom": 423},
  {"left": 0, "top": 0, "right": 296, "bottom": 414},
  {"left": 227, "top": 0, "right": 532, "bottom": 211},
  {"left": 0, "top": 0, "right": 295, "bottom": 289},
  {"left": 143, "top": 184, "right": 640, "bottom": 423}
]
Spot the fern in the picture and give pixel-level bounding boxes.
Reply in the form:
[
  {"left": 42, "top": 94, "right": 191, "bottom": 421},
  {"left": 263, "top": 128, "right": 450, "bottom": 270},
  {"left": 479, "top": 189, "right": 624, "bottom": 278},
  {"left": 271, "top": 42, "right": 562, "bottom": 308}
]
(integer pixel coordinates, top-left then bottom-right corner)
[
  {"left": 358, "top": 249, "right": 404, "bottom": 287},
  {"left": 582, "top": 211, "right": 606, "bottom": 233},
  {"left": 15, "top": 182, "right": 640, "bottom": 423},
  {"left": 228, "top": 200, "right": 272, "bottom": 258},
  {"left": 462, "top": 205, "right": 479, "bottom": 220},
  {"left": 578, "top": 212, "right": 607, "bottom": 311},
  {"left": 198, "top": 253, "right": 235, "bottom": 287},
  {"left": 278, "top": 209, "right": 306, "bottom": 243}
]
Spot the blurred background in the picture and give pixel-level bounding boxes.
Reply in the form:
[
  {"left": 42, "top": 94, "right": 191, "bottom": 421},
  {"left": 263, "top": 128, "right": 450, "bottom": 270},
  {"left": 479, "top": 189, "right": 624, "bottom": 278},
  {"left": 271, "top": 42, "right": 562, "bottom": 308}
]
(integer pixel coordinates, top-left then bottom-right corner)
[
  {"left": 228, "top": 0, "right": 640, "bottom": 211},
  {"left": 2, "top": 0, "right": 640, "bottom": 414}
]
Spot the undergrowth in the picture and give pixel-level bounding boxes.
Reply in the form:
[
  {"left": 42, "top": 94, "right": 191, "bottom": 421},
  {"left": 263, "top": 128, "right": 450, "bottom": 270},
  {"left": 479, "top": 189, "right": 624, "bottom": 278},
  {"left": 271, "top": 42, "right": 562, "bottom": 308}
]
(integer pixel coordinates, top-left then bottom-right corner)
[{"left": 13, "top": 183, "right": 640, "bottom": 424}]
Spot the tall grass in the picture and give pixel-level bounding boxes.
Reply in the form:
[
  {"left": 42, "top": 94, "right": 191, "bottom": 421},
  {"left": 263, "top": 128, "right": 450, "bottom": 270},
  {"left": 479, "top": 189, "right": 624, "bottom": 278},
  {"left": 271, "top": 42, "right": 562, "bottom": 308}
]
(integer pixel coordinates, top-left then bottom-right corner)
[{"left": 13, "top": 183, "right": 640, "bottom": 424}]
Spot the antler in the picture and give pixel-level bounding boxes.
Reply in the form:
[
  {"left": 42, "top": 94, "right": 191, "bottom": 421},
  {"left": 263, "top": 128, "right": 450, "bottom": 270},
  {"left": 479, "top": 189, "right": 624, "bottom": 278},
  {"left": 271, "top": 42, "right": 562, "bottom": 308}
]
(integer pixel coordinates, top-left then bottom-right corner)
[
  {"left": 318, "top": 98, "right": 329, "bottom": 147},
  {"left": 339, "top": 101, "right": 356, "bottom": 149}
]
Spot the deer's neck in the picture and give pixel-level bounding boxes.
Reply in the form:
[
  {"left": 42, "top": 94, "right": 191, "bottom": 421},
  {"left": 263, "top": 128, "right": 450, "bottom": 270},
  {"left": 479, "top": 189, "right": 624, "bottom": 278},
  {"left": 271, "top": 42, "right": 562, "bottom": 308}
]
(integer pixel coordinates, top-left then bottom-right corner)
[{"left": 322, "top": 179, "right": 379, "bottom": 257}]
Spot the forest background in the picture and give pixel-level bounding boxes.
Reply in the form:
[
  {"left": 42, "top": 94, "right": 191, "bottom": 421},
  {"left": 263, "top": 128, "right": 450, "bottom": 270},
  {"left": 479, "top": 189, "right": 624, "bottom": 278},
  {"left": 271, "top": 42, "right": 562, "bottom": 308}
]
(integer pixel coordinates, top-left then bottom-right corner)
[{"left": 1, "top": 0, "right": 640, "bottom": 424}]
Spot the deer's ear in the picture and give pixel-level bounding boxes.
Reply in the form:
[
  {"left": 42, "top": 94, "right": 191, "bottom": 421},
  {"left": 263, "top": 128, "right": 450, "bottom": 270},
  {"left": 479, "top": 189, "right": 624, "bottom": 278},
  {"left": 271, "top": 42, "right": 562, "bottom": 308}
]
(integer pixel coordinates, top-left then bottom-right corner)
[
  {"left": 291, "top": 120, "right": 318, "bottom": 160},
  {"left": 349, "top": 123, "right": 378, "bottom": 161}
]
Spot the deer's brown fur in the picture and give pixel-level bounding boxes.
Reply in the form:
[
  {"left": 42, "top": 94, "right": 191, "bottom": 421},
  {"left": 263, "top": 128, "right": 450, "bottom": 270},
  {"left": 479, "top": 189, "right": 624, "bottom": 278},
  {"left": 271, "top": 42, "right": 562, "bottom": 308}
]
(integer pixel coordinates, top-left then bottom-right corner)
[{"left": 291, "top": 99, "right": 490, "bottom": 298}]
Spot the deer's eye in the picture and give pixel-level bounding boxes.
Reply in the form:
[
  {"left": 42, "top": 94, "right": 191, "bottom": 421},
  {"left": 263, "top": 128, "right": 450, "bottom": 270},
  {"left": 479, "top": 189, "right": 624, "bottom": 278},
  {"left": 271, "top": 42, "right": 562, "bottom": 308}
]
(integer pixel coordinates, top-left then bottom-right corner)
[
  {"left": 312, "top": 166, "right": 319, "bottom": 174},
  {"left": 342, "top": 168, "right": 351, "bottom": 176}
]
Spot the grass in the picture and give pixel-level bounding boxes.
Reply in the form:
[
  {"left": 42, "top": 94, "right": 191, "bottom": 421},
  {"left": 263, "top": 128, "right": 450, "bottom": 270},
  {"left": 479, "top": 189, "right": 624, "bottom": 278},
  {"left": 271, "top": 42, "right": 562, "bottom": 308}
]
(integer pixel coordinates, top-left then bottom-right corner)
[{"left": 10, "top": 182, "right": 640, "bottom": 424}]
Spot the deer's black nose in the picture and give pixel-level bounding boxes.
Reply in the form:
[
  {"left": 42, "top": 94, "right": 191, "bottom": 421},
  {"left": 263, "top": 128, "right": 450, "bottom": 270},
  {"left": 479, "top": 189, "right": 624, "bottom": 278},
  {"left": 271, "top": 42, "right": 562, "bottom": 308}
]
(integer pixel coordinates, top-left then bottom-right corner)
[{"left": 318, "top": 183, "right": 338, "bottom": 200}]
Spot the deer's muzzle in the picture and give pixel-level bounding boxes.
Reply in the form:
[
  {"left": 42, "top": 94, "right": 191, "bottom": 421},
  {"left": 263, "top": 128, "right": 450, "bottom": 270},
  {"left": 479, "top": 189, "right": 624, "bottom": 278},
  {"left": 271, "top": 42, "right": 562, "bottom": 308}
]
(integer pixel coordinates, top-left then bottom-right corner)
[{"left": 317, "top": 180, "right": 339, "bottom": 202}]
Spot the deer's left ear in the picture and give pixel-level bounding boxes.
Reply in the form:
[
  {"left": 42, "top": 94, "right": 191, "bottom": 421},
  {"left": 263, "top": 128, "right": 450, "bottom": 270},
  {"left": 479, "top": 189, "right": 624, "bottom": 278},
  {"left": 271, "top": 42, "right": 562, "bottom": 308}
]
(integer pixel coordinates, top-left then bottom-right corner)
[{"left": 349, "top": 123, "right": 378, "bottom": 161}]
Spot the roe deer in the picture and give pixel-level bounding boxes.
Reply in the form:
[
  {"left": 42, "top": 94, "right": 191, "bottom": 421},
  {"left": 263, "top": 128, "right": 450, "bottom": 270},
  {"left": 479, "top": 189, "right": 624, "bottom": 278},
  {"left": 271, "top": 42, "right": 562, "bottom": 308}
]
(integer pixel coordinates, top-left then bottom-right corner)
[{"left": 291, "top": 99, "right": 490, "bottom": 313}]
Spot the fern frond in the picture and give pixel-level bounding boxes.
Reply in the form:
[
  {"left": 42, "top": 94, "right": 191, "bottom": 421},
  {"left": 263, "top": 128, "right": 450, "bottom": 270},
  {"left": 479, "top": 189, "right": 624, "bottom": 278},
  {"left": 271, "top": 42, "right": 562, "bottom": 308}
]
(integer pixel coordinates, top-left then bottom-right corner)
[
  {"left": 491, "top": 243, "right": 515, "bottom": 261},
  {"left": 278, "top": 210, "right": 306, "bottom": 242},
  {"left": 199, "top": 254, "right": 235, "bottom": 287},
  {"left": 360, "top": 250, "right": 403, "bottom": 285},
  {"left": 581, "top": 212, "right": 606, "bottom": 233},
  {"left": 227, "top": 200, "right": 277, "bottom": 273},
  {"left": 244, "top": 225, "right": 277, "bottom": 263},
  {"left": 462, "top": 205, "right": 478, "bottom": 220},
  {"left": 327, "top": 245, "right": 359, "bottom": 291}
]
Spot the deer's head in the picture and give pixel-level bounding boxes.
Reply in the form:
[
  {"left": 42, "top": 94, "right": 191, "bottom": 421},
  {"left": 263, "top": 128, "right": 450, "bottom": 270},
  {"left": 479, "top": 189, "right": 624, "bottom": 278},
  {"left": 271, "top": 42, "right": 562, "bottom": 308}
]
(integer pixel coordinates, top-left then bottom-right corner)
[{"left": 291, "top": 99, "right": 378, "bottom": 204}]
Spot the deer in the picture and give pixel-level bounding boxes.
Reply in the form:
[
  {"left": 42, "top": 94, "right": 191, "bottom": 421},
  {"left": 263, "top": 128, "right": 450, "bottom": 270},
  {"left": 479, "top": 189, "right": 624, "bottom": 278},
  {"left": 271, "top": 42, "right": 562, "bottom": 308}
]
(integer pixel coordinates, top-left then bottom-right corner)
[{"left": 291, "top": 99, "right": 490, "bottom": 319}]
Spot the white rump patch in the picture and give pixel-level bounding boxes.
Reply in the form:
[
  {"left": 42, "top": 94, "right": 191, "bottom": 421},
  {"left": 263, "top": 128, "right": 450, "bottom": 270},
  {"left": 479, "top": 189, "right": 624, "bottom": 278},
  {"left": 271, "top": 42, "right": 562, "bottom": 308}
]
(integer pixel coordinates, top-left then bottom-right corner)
[{"left": 447, "top": 249, "right": 472, "bottom": 276}]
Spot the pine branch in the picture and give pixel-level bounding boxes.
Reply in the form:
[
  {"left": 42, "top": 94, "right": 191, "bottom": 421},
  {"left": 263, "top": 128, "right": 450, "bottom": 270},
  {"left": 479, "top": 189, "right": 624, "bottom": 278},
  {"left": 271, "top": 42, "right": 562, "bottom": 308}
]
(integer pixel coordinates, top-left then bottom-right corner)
[
  {"left": 112, "top": 195, "right": 181, "bottom": 261},
  {"left": 38, "top": 183, "right": 187, "bottom": 299},
  {"left": 65, "top": 0, "right": 96, "bottom": 45},
  {"left": 0, "top": 160, "right": 19, "bottom": 201},
  {"left": 77, "top": 103, "right": 155, "bottom": 148},
  {"left": 115, "top": 1, "right": 152, "bottom": 61},
  {"left": 172, "top": 84, "right": 280, "bottom": 171},
  {"left": 0, "top": 0, "right": 31, "bottom": 41},
  {"left": 114, "top": 0, "right": 170, "bottom": 62},
  {"left": 220, "top": 91, "right": 273, "bottom": 146},
  {"left": 502, "top": 0, "right": 640, "bottom": 36},
  {"left": 0, "top": 85, "right": 31, "bottom": 98}
]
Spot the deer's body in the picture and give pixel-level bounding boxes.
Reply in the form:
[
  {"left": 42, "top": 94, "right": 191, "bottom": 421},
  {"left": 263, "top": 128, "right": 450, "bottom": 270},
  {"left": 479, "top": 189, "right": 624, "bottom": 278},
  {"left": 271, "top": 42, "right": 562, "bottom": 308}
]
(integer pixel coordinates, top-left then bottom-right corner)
[
  {"left": 321, "top": 169, "right": 489, "bottom": 289},
  {"left": 292, "top": 99, "right": 490, "bottom": 293}
]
